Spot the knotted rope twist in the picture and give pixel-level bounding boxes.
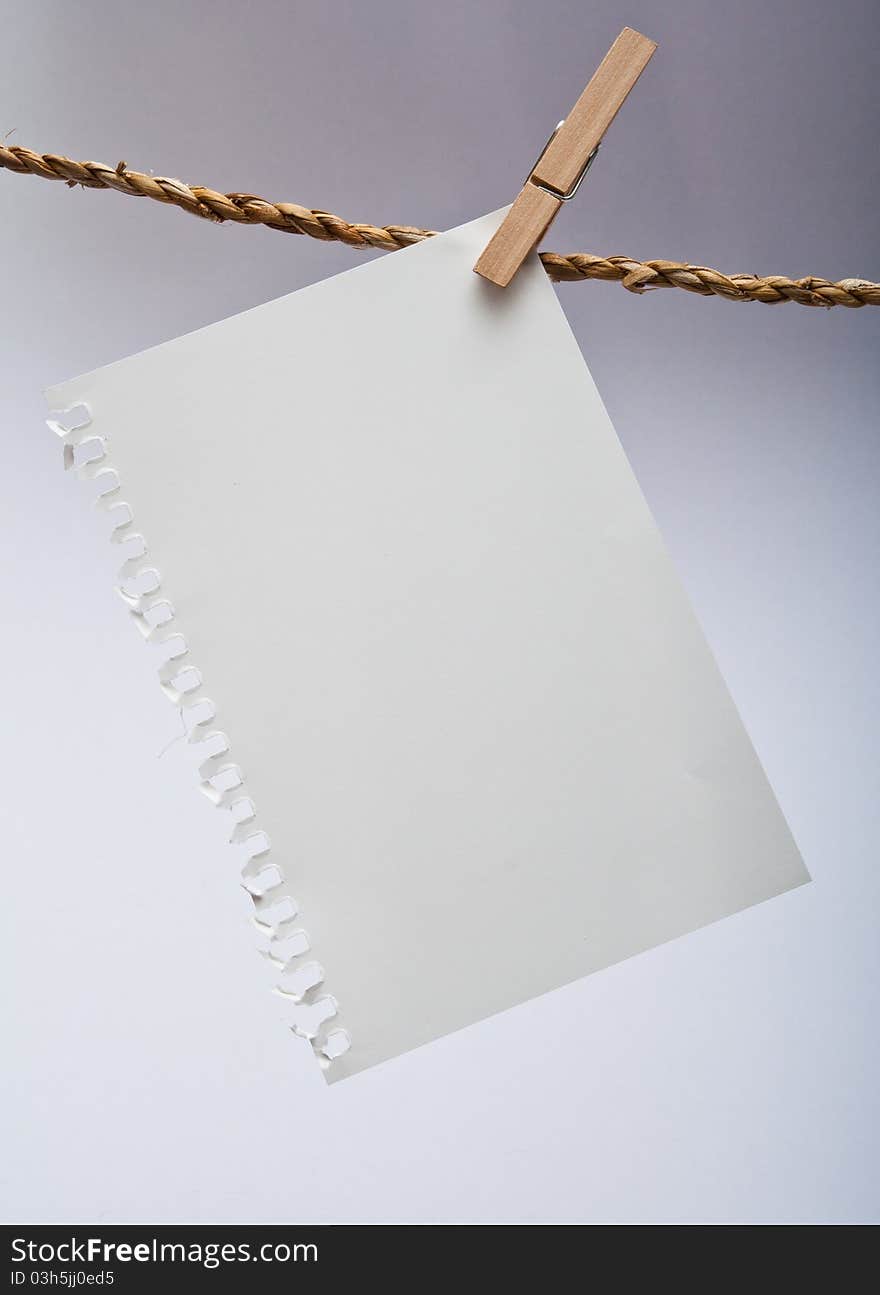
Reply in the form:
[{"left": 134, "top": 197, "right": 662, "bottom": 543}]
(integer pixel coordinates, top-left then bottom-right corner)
[{"left": 3, "top": 144, "right": 878, "bottom": 309}]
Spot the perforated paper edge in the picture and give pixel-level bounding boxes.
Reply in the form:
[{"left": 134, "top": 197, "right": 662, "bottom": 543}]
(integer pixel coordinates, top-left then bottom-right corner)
[{"left": 47, "top": 404, "right": 352, "bottom": 1077}]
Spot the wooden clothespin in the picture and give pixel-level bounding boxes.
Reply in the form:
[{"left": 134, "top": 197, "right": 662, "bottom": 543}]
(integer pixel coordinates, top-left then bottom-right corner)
[{"left": 474, "top": 27, "right": 656, "bottom": 288}]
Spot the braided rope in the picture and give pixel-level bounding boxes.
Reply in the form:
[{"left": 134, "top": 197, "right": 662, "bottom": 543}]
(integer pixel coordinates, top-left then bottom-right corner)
[{"left": 3, "top": 144, "right": 878, "bottom": 308}]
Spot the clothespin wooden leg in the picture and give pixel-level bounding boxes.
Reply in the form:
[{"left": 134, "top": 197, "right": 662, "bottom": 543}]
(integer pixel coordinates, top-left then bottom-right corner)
[{"left": 474, "top": 27, "right": 656, "bottom": 288}]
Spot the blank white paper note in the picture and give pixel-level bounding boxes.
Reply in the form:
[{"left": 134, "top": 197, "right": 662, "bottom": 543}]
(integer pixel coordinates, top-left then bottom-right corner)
[{"left": 47, "top": 210, "right": 808, "bottom": 1081}]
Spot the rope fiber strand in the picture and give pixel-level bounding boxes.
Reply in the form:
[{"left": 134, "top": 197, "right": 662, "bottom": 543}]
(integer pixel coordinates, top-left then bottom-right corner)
[{"left": 3, "top": 143, "right": 878, "bottom": 309}]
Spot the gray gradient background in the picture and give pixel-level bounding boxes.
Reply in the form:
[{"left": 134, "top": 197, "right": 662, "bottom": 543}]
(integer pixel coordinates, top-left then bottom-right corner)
[{"left": 2, "top": 0, "right": 877, "bottom": 1223}]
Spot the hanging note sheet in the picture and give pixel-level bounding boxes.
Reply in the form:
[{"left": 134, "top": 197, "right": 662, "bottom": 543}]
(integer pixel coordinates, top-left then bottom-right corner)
[{"left": 47, "top": 210, "right": 808, "bottom": 1081}]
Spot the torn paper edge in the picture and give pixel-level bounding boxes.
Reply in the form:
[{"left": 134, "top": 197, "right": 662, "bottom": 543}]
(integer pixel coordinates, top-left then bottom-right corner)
[{"left": 47, "top": 404, "right": 352, "bottom": 1076}]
